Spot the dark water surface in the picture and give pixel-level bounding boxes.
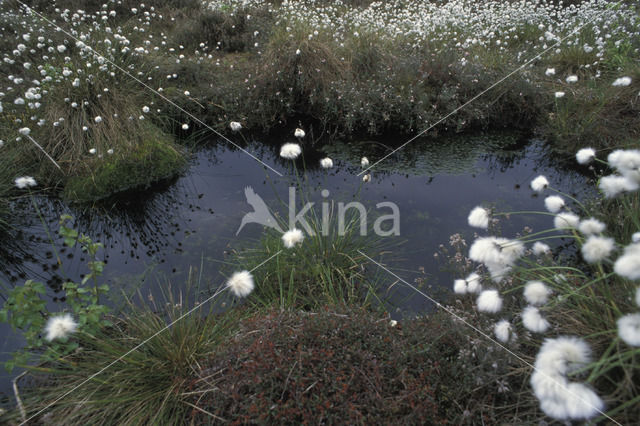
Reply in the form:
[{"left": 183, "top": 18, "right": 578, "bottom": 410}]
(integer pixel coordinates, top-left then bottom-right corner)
[{"left": 0, "top": 132, "right": 594, "bottom": 397}]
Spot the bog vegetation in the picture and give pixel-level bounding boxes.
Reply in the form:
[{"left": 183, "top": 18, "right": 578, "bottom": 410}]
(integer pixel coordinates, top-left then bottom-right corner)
[{"left": 0, "top": 0, "right": 639, "bottom": 424}]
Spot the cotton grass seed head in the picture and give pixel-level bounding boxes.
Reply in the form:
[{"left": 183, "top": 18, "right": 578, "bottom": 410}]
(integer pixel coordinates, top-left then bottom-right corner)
[
  {"left": 555, "top": 91, "right": 565, "bottom": 98},
  {"left": 566, "top": 75, "right": 578, "bottom": 83},
  {"left": 617, "top": 313, "right": 640, "bottom": 346},
  {"left": 465, "top": 272, "right": 482, "bottom": 293},
  {"left": 614, "top": 243, "right": 640, "bottom": 280},
  {"left": 477, "top": 289, "right": 502, "bottom": 313},
  {"left": 581, "top": 236, "right": 615, "bottom": 263},
  {"left": 229, "top": 121, "right": 242, "bottom": 131},
  {"left": 320, "top": 157, "right": 333, "bottom": 169},
  {"left": 531, "top": 175, "right": 549, "bottom": 192},
  {"left": 15, "top": 176, "right": 37, "bottom": 189},
  {"left": 544, "top": 195, "right": 565, "bottom": 213},
  {"left": 554, "top": 212, "right": 580, "bottom": 230},
  {"left": 226, "top": 270, "right": 254, "bottom": 298},
  {"left": 522, "top": 306, "right": 550, "bottom": 333},
  {"left": 636, "top": 287, "right": 640, "bottom": 307},
  {"left": 467, "top": 206, "right": 489, "bottom": 229},
  {"left": 294, "top": 128, "right": 305, "bottom": 138},
  {"left": 612, "top": 76, "right": 632, "bottom": 87},
  {"left": 532, "top": 241, "right": 551, "bottom": 256},
  {"left": 44, "top": 313, "right": 78, "bottom": 341},
  {"left": 453, "top": 279, "right": 467, "bottom": 294},
  {"left": 576, "top": 148, "right": 596, "bottom": 165},
  {"left": 524, "top": 281, "right": 551, "bottom": 306},
  {"left": 282, "top": 228, "right": 304, "bottom": 248},
  {"left": 545, "top": 68, "right": 555, "bottom": 76},
  {"left": 360, "top": 157, "right": 369, "bottom": 168},
  {"left": 280, "top": 143, "right": 301, "bottom": 160},
  {"left": 494, "top": 319, "right": 515, "bottom": 343},
  {"left": 599, "top": 175, "right": 638, "bottom": 198},
  {"left": 578, "top": 218, "right": 605, "bottom": 235}
]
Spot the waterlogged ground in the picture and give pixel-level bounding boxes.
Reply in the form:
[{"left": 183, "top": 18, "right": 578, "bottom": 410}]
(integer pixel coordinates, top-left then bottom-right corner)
[{"left": 0, "top": 132, "right": 595, "bottom": 396}]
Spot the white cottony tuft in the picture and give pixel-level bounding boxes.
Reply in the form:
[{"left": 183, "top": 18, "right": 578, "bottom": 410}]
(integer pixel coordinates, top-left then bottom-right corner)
[
  {"left": 531, "top": 175, "right": 549, "bottom": 192},
  {"left": 453, "top": 279, "right": 467, "bottom": 294},
  {"left": 636, "top": 287, "right": 640, "bottom": 307},
  {"left": 532, "top": 241, "right": 551, "bottom": 256},
  {"left": 94, "top": 116, "right": 102, "bottom": 123},
  {"left": 14, "top": 176, "right": 37, "bottom": 189},
  {"left": 282, "top": 228, "right": 304, "bottom": 248},
  {"left": 320, "top": 157, "right": 333, "bottom": 169},
  {"left": 531, "top": 336, "right": 602, "bottom": 420},
  {"left": 617, "top": 313, "right": 640, "bottom": 346},
  {"left": 576, "top": 148, "right": 596, "bottom": 165},
  {"left": 477, "top": 289, "right": 503, "bottom": 313},
  {"left": 614, "top": 243, "right": 640, "bottom": 280},
  {"left": 607, "top": 149, "right": 640, "bottom": 183},
  {"left": 360, "top": 157, "right": 369, "bottom": 168},
  {"left": 44, "top": 313, "right": 78, "bottom": 341},
  {"left": 294, "top": 128, "right": 305, "bottom": 138},
  {"left": 389, "top": 320, "right": 398, "bottom": 327},
  {"left": 230, "top": 121, "right": 242, "bottom": 131},
  {"left": 545, "top": 68, "right": 555, "bottom": 76},
  {"left": 599, "top": 175, "right": 638, "bottom": 198},
  {"left": 544, "top": 195, "right": 565, "bottom": 213},
  {"left": 18, "top": 127, "right": 31, "bottom": 135},
  {"left": 182, "top": 123, "right": 189, "bottom": 130},
  {"left": 578, "top": 218, "right": 606, "bottom": 235},
  {"left": 581, "top": 236, "right": 615, "bottom": 263},
  {"left": 632, "top": 232, "right": 640, "bottom": 243},
  {"left": 612, "top": 76, "right": 632, "bottom": 87},
  {"left": 89, "top": 148, "right": 97, "bottom": 155},
  {"left": 524, "top": 281, "right": 551, "bottom": 306},
  {"left": 465, "top": 272, "right": 482, "bottom": 293},
  {"left": 566, "top": 75, "right": 578, "bottom": 83},
  {"left": 555, "top": 91, "right": 565, "bottom": 98},
  {"left": 554, "top": 212, "right": 580, "bottom": 231},
  {"left": 467, "top": 206, "right": 489, "bottom": 229},
  {"left": 226, "top": 270, "right": 254, "bottom": 298},
  {"left": 280, "top": 143, "right": 301, "bottom": 160},
  {"left": 107, "top": 149, "right": 114, "bottom": 155},
  {"left": 494, "top": 319, "right": 515, "bottom": 343},
  {"left": 563, "top": 382, "right": 606, "bottom": 420},
  {"left": 362, "top": 174, "right": 371, "bottom": 183},
  {"left": 522, "top": 306, "right": 550, "bottom": 333},
  {"left": 142, "top": 105, "right": 150, "bottom": 113}
]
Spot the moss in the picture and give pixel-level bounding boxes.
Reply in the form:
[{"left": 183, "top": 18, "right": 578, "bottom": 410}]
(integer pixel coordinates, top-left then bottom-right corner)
[{"left": 62, "top": 124, "right": 186, "bottom": 203}]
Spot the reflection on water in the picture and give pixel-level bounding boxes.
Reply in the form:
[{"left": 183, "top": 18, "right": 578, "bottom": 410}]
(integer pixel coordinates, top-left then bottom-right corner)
[{"left": 0, "top": 131, "right": 594, "bottom": 395}]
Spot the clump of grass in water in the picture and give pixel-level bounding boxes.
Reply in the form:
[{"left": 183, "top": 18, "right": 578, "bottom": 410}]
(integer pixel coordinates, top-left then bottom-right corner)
[{"left": 227, "top": 130, "right": 392, "bottom": 310}]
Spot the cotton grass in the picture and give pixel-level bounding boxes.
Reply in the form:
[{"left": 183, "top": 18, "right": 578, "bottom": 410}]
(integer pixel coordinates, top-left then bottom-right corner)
[
  {"left": 44, "top": 313, "right": 78, "bottom": 341},
  {"left": 280, "top": 143, "right": 301, "bottom": 160},
  {"left": 226, "top": 270, "right": 255, "bottom": 298},
  {"left": 476, "top": 289, "right": 502, "bottom": 313},
  {"left": 467, "top": 206, "right": 489, "bottom": 229},
  {"left": 282, "top": 228, "right": 304, "bottom": 248}
]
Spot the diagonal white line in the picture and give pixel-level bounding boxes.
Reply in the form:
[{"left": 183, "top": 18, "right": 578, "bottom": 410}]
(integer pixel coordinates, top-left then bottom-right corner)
[
  {"left": 19, "top": 250, "right": 282, "bottom": 425},
  {"left": 358, "top": 0, "right": 624, "bottom": 176},
  {"left": 358, "top": 250, "right": 621, "bottom": 425},
  {"left": 13, "top": 0, "right": 283, "bottom": 177}
]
